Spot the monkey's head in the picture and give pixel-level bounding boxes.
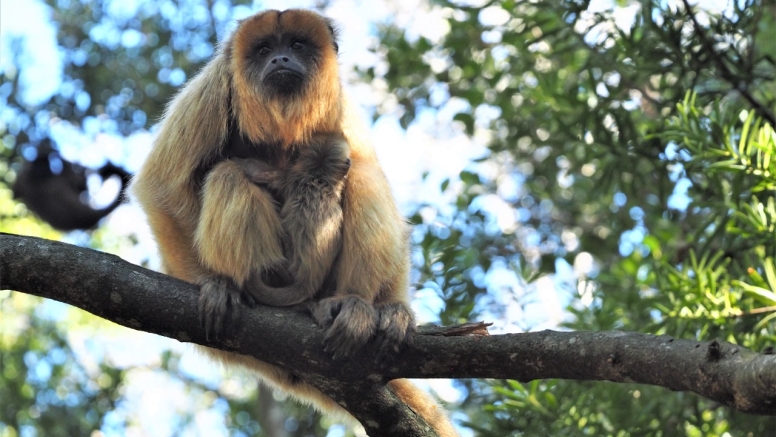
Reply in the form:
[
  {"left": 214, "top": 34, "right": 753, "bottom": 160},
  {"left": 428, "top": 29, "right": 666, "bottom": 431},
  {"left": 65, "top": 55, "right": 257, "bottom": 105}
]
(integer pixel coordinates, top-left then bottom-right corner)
[{"left": 232, "top": 9, "right": 342, "bottom": 146}]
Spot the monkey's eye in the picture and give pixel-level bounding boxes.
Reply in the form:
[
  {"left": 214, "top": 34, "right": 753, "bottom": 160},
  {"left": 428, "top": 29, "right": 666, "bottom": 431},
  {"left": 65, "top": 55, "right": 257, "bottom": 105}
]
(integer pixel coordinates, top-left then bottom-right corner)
[
  {"left": 257, "top": 46, "right": 272, "bottom": 56},
  {"left": 291, "top": 42, "right": 305, "bottom": 51}
]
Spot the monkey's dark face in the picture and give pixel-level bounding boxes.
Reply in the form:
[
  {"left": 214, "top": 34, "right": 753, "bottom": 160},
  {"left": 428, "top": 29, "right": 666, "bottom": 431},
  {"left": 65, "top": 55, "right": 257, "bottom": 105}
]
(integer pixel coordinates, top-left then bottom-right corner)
[
  {"left": 251, "top": 33, "right": 319, "bottom": 97},
  {"left": 235, "top": 10, "right": 339, "bottom": 100},
  {"left": 231, "top": 9, "right": 343, "bottom": 145}
]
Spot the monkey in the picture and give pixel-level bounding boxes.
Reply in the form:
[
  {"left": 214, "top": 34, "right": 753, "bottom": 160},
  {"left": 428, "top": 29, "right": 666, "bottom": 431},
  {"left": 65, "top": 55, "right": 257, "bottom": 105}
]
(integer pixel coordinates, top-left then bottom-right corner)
[
  {"left": 13, "top": 142, "right": 131, "bottom": 231},
  {"left": 131, "top": 9, "right": 458, "bottom": 436},
  {"left": 234, "top": 133, "right": 351, "bottom": 307}
]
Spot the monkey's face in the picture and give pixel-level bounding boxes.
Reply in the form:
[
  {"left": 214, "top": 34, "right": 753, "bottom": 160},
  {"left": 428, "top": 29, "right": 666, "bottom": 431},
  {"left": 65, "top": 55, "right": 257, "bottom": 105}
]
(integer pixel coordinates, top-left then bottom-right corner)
[
  {"left": 253, "top": 34, "right": 313, "bottom": 96},
  {"left": 235, "top": 10, "right": 339, "bottom": 99}
]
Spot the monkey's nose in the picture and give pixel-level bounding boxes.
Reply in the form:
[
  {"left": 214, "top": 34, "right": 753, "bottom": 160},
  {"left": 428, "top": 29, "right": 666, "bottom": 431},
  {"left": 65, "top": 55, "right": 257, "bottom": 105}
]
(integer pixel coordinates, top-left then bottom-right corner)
[{"left": 270, "top": 56, "right": 290, "bottom": 64}]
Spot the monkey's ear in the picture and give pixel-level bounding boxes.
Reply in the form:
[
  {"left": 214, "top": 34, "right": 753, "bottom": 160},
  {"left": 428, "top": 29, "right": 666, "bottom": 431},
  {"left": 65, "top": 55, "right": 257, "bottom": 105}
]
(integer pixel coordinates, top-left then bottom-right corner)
[{"left": 327, "top": 24, "right": 339, "bottom": 53}]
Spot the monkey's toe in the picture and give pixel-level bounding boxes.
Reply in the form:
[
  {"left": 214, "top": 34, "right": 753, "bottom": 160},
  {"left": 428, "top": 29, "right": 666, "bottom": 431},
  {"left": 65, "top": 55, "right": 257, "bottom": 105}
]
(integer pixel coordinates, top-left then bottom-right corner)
[
  {"left": 312, "top": 296, "right": 378, "bottom": 359},
  {"left": 376, "top": 302, "right": 416, "bottom": 362}
]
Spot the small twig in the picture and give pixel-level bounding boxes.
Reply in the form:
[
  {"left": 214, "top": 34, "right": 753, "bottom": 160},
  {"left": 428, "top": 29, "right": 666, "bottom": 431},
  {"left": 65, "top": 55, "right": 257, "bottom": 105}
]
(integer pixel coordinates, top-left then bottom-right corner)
[
  {"left": 733, "top": 305, "right": 776, "bottom": 317},
  {"left": 421, "top": 322, "right": 493, "bottom": 337}
]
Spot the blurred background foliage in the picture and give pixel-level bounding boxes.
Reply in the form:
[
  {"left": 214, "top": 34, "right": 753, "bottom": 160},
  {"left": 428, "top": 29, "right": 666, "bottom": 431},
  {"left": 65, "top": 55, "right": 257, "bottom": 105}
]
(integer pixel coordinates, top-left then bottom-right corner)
[{"left": 1, "top": 0, "right": 776, "bottom": 436}]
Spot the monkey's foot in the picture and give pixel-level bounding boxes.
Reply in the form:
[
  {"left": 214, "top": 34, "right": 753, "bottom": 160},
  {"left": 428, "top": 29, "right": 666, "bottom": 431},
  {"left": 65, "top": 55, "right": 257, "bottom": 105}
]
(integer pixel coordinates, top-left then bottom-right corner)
[
  {"left": 376, "top": 302, "right": 416, "bottom": 362},
  {"left": 311, "top": 296, "right": 378, "bottom": 359},
  {"left": 198, "top": 275, "right": 255, "bottom": 341}
]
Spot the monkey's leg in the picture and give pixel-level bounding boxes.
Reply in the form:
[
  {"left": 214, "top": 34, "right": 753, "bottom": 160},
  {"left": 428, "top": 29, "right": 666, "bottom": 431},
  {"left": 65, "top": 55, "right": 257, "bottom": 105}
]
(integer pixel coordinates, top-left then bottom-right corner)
[
  {"left": 134, "top": 200, "right": 203, "bottom": 282},
  {"left": 196, "top": 160, "right": 286, "bottom": 337}
]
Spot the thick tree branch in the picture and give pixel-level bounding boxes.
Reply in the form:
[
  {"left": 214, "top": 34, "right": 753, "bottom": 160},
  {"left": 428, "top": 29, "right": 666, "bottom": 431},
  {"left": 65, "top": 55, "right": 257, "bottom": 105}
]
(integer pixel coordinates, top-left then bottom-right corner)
[{"left": 2, "top": 234, "right": 776, "bottom": 434}]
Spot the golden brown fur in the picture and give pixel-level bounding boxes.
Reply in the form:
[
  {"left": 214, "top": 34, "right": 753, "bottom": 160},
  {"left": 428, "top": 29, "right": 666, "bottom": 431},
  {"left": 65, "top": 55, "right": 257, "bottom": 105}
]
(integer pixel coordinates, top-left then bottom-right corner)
[
  {"left": 132, "top": 9, "right": 457, "bottom": 436},
  {"left": 236, "top": 134, "right": 351, "bottom": 306}
]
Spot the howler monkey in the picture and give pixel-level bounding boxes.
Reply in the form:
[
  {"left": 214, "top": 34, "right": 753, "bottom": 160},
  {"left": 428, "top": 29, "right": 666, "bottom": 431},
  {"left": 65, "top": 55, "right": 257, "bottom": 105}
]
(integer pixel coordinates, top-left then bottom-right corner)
[
  {"left": 132, "top": 9, "right": 457, "bottom": 436},
  {"left": 13, "top": 144, "right": 131, "bottom": 231}
]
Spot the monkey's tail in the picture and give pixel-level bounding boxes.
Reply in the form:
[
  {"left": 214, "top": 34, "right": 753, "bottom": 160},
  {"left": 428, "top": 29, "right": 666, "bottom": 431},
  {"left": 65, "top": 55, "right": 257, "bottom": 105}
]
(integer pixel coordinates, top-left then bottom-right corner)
[
  {"left": 388, "top": 379, "right": 460, "bottom": 437},
  {"left": 244, "top": 276, "right": 314, "bottom": 307}
]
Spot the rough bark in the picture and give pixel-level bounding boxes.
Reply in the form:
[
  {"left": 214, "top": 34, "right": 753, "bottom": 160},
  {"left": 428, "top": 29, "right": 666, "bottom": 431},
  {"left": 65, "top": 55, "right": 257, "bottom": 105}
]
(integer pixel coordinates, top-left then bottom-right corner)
[{"left": 2, "top": 233, "right": 776, "bottom": 435}]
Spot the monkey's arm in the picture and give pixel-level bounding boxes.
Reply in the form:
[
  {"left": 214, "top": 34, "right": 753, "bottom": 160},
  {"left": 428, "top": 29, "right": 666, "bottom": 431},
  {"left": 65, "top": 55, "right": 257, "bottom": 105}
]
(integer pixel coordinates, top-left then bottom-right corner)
[
  {"left": 313, "top": 154, "right": 416, "bottom": 358},
  {"left": 194, "top": 160, "right": 289, "bottom": 337},
  {"left": 133, "top": 46, "right": 276, "bottom": 338}
]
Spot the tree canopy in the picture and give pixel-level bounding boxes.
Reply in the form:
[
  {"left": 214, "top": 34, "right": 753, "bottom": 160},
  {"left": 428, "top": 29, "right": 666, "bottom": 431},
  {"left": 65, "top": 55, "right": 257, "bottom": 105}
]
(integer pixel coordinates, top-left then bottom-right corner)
[{"left": 1, "top": 0, "right": 776, "bottom": 436}]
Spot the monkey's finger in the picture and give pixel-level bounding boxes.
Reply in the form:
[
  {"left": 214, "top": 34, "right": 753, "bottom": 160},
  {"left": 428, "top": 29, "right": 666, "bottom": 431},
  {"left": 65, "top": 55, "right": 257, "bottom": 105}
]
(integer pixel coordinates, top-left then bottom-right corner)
[
  {"left": 198, "top": 301, "right": 209, "bottom": 339},
  {"left": 202, "top": 309, "right": 217, "bottom": 341},
  {"left": 212, "top": 305, "right": 225, "bottom": 339},
  {"left": 205, "top": 314, "right": 216, "bottom": 341},
  {"left": 240, "top": 291, "right": 257, "bottom": 308},
  {"left": 198, "top": 292, "right": 217, "bottom": 340},
  {"left": 203, "top": 302, "right": 223, "bottom": 341}
]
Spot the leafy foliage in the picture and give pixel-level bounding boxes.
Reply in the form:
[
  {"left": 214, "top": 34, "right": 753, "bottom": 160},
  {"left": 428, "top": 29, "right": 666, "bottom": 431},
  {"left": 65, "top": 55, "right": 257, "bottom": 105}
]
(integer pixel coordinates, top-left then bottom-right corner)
[{"left": 368, "top": 0, "right": 776, "bottom": 435}]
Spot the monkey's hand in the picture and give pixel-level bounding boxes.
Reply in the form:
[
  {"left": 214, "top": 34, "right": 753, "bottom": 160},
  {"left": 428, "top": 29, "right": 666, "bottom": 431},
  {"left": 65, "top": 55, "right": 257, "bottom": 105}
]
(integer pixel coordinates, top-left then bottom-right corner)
[
  {"left": 326, "top": 140, "right": 352, "bottom": 180},
  {"left": 376, "top": 302, "right": 416, "bottom": 362},
  {"left": 311, "top": 296, "right": 378, "bottom": 359},
  {"left": 198, "top": 275, "right": 256, "bottom": 340}
]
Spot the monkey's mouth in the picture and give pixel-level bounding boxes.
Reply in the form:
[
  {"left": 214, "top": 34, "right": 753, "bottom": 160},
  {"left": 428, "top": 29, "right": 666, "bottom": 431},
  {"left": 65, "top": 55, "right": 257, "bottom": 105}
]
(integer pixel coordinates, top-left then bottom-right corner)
[{"left": 265, "top": 69, "right": 305, "bottom": 95}]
